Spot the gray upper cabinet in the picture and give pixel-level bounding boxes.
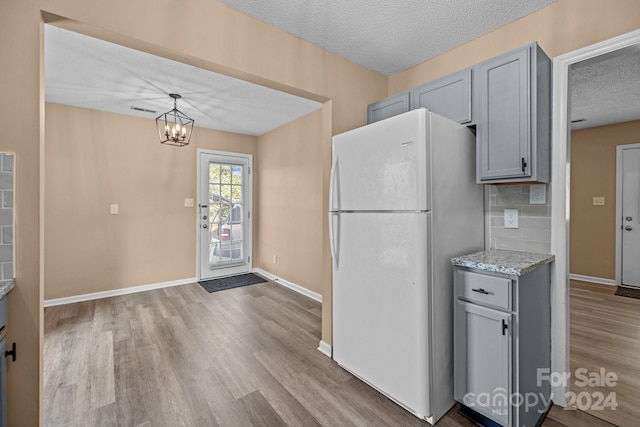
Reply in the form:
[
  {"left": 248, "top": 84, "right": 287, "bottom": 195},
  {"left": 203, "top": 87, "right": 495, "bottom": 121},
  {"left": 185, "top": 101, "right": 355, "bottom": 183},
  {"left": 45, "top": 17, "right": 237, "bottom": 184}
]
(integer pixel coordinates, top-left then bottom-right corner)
[
  {"left": 366, "top": 91, "right": 410, "bottom": 124},
  {"left": 410, "top": 68, "right": 472, "bottom": 124},
  {"left": 475, "top": 43, "right": 551, "bottom": 183}
]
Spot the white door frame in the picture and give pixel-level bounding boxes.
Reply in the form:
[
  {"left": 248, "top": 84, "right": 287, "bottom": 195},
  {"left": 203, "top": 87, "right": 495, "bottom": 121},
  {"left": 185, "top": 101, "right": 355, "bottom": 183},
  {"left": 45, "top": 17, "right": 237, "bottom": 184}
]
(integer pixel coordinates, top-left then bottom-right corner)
[
  {"left": 616, "top": 143, "right": 640, "bottom": 286},
  {"left": 196, "top": 148, "right": 253, "bottom": 281},
  {"left": 551, "top": 29, "right": 640, "bottom": 406}
]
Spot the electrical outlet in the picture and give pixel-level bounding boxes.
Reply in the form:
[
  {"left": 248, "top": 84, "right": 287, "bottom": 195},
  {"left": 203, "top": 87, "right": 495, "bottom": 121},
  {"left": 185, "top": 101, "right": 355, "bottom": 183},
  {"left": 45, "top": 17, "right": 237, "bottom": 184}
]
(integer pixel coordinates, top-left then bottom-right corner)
[
  {"left": 530, "top": 184, "right": 546, "bottom": 204},
  {"left": 273, "top": 255, "right": 277, "bottom": 264},
  {"left": 593, "top": 197, "right": 605, "bottom": 206},
  {"left": 184, "top": 198, "right": 194, "bottom": 207},
  {"left": 504, "top": 209, "right": 519, "bottom": 229},
  {"left": 110, "top": 204, "right": 119, "bottom": 215}
]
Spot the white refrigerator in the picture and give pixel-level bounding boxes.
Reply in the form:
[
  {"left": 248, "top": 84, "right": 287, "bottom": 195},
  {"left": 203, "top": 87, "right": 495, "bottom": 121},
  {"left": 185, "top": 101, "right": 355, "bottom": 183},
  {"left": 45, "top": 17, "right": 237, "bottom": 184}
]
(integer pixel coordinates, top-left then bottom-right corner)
[{"left": 329, "top": 108, "right": 484, "bottom": 424}]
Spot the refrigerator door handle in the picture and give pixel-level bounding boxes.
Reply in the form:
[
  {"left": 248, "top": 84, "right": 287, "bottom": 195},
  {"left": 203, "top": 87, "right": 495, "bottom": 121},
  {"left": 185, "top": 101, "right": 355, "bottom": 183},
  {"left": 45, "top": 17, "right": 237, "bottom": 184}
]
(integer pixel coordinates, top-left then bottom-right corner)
[
  {"left": 329, "top": 157, "right": 340, "bottom": 211},
  {"left": 329, "top": 212, "right": 340, "bottom": 270}
]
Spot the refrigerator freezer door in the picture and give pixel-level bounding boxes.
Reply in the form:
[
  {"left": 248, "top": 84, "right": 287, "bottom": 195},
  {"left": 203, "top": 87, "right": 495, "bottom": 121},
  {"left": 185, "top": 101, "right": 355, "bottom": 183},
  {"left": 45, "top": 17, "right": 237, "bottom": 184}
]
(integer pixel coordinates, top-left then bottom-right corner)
[
  {"left": 330, "top": 109, "right": 429, "bottom": 212},
  {"left": 333, "top": 211, "right": 431, "bottom": 419}
]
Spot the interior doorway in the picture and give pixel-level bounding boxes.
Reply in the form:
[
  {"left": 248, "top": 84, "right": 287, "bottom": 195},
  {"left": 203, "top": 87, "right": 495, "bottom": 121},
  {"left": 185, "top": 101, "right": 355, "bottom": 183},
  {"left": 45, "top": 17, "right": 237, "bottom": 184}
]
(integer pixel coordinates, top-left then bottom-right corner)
[
  {"left": 197, "top": 149, "right": 253, "bottom": 281},
  {"left": 553, "top": 30, "right": 640, "bottom": 426}
]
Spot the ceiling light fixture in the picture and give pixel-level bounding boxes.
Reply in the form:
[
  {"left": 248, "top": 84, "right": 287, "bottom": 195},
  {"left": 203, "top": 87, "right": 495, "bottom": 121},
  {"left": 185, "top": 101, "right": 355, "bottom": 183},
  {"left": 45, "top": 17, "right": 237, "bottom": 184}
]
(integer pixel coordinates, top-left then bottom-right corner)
[{"left": 156, "top": 94, "right": 194, "bottom": 147}]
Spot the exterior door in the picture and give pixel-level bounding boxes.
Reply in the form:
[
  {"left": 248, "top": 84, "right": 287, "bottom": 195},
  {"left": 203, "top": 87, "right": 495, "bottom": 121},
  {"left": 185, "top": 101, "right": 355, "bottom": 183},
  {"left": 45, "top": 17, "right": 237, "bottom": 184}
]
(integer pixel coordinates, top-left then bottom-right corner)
[
  {"left": 621, "top": 146, "right": 640, "bottom": 287},
  {"left": 197, "top": 150, "right": 252, "bottom": 281}
]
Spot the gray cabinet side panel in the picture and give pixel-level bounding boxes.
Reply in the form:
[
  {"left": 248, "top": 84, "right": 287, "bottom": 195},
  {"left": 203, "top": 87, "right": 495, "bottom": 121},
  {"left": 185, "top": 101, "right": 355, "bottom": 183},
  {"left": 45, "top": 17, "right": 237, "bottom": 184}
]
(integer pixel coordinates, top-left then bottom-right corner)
[
  {"left": 534, "top": 44, "right": 551, "bottom": 183},
  {"left": 367, "top": 92, "right": 410, "bottom": 124},
  {"left": 410, "top": 69, "right": 472, "bottom": 124},
  {"left": 516, "top": 264, "right": 552, "bottom": 426}
]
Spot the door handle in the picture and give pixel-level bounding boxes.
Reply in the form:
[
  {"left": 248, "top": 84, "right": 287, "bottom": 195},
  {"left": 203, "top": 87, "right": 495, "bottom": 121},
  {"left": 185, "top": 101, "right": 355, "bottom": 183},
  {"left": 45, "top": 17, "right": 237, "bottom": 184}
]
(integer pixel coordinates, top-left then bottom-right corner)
[
  {"left": 502, "top": 319, "right": 508, "bottom": 336},
  {"left": 329, "top": 213, "right": 340, "bottom": 271},
  {"left": 472, "top": 288, "right": 490, "bottom": 295},
  {"left": 202, "top": 224, "right": 208, "bottom": 229},
  {"left": 625, "top": 226, "right": 633, "bottom": 231},
  {"left": 329, "top": 157, "right": 340, "bottom": 212}
]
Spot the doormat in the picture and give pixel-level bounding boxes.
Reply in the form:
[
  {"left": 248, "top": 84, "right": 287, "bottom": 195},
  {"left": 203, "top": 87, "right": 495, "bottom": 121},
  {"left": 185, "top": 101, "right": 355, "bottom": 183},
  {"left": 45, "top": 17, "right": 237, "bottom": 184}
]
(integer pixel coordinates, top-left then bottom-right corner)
[
  {"left": 198, "top": 273, "right": 267, "bottom": 294},
  {"left": 615, "top": 286, "right": 640, "bottom": 299}
]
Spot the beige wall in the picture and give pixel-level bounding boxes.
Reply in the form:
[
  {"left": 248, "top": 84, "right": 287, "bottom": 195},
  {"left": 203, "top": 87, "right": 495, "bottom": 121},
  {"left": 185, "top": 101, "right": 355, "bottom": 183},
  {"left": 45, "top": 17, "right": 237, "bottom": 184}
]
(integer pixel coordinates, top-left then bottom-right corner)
[
  {"left": 389, "top": 0, "right": 640, "bottom": 95},
  {"left": 44, "top": 103, "right": 257, "bottom": 299},
  {"left": 37, "top": 0, "right": 387, "bottom": 356},
  {"left": 256, "top": 110, "right": 324, "bottom": 294},
  {"left": 0, "top": 2, "right": 43, "bottom": 425},
  {"left": 570, "top": 120, "right": 640, "bottom": 279},
  {"left": 5, "top": 2, "right": 384, "bottom": 422}
]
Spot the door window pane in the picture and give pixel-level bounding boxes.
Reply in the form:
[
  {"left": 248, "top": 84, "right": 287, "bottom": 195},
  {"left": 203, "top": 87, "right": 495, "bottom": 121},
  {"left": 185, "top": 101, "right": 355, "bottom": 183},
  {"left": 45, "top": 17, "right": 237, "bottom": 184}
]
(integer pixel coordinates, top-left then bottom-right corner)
[{"left": 208, "top": 162, "right": 244, "bottom": 266}]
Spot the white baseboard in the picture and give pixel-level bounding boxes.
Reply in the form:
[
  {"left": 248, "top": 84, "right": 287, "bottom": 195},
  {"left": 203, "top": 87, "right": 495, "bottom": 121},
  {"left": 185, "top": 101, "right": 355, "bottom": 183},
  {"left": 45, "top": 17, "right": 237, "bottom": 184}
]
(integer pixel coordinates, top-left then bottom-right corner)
[
  {"left": 317, "top": 340, "right": 332, "bottom": 358},
  {"left": 569, "top": 274, "right": 617, "bottom": 287},
  {"left": 253, "top": 268, "right": 322, "bottom": 302},
  {"left": 44, "top": 277, "right": 197, "bottom": 307}
]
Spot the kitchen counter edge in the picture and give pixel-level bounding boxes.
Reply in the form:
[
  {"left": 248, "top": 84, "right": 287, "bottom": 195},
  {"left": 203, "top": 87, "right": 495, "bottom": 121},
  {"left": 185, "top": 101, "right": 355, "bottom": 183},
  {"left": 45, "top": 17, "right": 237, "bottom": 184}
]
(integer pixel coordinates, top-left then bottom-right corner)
[
  {"left": 451, "top": 249, "right": 555, "bottom": 276},
  {"left": 0, "top": 279, "right": 15, "bottom": 299}
]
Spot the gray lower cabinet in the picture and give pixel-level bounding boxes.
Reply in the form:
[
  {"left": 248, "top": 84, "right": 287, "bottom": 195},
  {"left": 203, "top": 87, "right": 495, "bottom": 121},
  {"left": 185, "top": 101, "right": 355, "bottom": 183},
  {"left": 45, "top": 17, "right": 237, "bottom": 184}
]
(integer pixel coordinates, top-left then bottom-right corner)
[
  {"left": 410, "top": 68, "right": 472, "bottom": 124},
  {"left": 366, "top": 91, "right": 409, "bottom": 124},
  {"left": 453, "top": 265, "right": 551, "bottom": 427},
  {"left": 474, "top": 43, "right": 551, "bottom": 184}
]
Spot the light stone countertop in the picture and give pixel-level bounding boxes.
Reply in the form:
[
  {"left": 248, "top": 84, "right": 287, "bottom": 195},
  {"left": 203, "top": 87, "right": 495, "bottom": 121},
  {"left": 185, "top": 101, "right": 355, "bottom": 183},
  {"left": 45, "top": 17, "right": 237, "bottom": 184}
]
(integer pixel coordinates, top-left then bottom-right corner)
[
  {"left": 451, "top": 249, "right": 555, "bottom": 276},
  {"left": 0, "top": 279, "right": 15, "bottom": 299}
]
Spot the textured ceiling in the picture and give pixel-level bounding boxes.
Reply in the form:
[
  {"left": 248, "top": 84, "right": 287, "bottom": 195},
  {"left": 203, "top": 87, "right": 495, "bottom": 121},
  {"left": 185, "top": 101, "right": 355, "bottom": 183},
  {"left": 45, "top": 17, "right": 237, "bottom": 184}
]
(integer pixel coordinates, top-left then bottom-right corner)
[
  {"left": 45, "top": 25, "right": 321, "bottom": 137},
  {"left": 218, "top": 0, "right": 557, "bottom": 76},
  {"left": 571, "top": 47, "right": 640, "bottom": 130}
]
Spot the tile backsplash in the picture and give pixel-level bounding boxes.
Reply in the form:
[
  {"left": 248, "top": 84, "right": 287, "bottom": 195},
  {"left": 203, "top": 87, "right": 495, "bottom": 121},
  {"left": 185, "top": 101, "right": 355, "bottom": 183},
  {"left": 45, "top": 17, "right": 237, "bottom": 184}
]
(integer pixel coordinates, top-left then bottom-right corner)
[
  {"left": 488, "top": 184, "right": 552, "bottom": 253},
  {"left": 0, "top": 153, "right": 13, "bottom": 280}
]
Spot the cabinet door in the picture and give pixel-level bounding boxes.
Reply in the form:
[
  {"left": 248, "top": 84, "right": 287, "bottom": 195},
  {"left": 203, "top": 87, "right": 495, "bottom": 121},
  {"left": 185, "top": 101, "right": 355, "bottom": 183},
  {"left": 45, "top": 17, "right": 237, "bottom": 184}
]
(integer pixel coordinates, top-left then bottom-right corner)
[
  {"left": 455, "top": 301, "right": 511, "bottom": 426},
  {"left": 367, "top": 91, "right": 410, "bottom": 124},
  {"left": 476, "top": 47, "right": 530, "bottom": 181},
  {"left": 410, "top": 68, "right": 472, "bottom": 124}
]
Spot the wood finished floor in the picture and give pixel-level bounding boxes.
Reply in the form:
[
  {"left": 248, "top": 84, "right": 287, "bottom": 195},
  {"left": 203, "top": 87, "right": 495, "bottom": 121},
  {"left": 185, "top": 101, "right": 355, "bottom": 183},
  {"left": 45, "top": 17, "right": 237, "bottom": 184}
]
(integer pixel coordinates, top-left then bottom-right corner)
[
  {"left": 44, "top": 279, "right": 614, "bottom": 426},
  {"left": 569, "top": 280, "right": 640, "bottom": 427}
]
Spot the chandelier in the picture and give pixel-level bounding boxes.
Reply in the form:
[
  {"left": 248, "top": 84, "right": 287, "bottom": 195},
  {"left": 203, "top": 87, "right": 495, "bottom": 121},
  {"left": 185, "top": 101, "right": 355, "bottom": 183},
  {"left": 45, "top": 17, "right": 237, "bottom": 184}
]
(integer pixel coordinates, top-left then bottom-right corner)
[{"left": 156, "top": 94, "right": 194, "bottom": 147}]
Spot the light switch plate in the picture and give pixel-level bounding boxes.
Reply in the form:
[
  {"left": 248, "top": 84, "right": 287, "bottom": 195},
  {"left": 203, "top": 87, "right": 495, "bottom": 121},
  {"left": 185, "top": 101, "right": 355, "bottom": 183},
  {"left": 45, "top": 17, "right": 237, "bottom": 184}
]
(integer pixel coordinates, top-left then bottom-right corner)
[
  {"left": 530, "top": 184, "right": 546, "bottom": 204},
  {"left": 504, "top": 209, "right": 519, "bottom": 229},
  {"left": 593, "top": 197, "right": 605, "bottom": 206},
  {"left": 110, "top": 204, "right": 119, "bottom": 215},
  {"left": 184, "top": 198, "right": 194, "bottom": 207}
]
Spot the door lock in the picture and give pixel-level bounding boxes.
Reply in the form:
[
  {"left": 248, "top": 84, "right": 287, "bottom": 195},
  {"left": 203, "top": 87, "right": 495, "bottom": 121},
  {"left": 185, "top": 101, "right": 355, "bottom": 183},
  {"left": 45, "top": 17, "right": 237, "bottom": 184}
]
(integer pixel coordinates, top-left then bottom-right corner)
[
  {"left": 202, "top": 215, "right": 207, "bottom": 220},
  {"left": 626, "top": 216, "right": 633, "bottom": 221}
]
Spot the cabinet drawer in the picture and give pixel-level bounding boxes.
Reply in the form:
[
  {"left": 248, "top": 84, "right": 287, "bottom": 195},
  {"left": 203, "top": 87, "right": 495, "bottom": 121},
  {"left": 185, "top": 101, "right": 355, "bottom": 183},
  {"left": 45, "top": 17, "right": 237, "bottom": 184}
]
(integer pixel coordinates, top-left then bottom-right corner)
[{"left": 459, "top": 270, "right": 511, "bottom": 310}]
